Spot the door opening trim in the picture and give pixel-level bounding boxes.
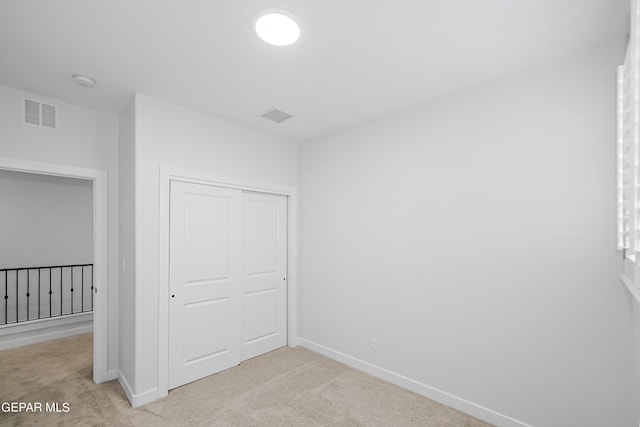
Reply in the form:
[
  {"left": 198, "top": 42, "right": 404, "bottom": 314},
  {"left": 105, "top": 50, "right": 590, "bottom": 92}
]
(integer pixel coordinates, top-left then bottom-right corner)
[{"left": 0, "top": 156, "right": 111, "bottom": 383}]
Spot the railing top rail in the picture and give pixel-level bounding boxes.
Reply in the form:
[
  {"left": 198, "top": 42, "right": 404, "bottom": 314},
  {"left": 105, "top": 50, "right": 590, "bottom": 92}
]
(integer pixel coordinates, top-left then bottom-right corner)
[{"left": 0, "top": 264, "right": 93, "bottom": 272}]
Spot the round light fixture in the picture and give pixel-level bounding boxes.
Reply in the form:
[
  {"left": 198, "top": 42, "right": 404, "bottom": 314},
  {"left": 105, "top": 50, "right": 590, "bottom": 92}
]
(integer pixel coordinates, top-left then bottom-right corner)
[
  {"left": 73, "top": 74, "right": 96, "bottom": 89},
  {"left": 254, "top": 10, "right": 300, "bottom": 46}
]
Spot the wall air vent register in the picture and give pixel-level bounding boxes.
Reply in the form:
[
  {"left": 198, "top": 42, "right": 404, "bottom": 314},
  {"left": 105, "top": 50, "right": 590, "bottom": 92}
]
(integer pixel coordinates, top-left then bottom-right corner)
[{"left": 21, "top": 98, "right": 57, "bottom": 130}]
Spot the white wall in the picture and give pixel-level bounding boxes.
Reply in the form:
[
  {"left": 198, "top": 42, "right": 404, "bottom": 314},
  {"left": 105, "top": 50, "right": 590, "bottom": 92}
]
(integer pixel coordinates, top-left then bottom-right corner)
[
  {"left": 0, "top": 85, "right": 119, "bottom": 374},
  {"left": 130, "top": 93, "right": 298, "bottom": 398},
  {"left": 0, "top": 169, "right": 92, "bottom": 269},
  {"left": 299, "top": 40, "right": 635, "bottom": 426},
  {"left": 118, "top": 97, "right": 136, "bottom": 391}
]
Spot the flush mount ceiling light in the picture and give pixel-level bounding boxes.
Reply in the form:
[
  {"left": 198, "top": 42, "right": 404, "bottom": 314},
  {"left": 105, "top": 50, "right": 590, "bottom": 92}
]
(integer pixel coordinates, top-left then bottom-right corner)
[
  {"left": 254, "top": 10, "right": 301, "bottom": 46},
  {"left": 72, "top": 74, "right": 96, "bottom": 89}
]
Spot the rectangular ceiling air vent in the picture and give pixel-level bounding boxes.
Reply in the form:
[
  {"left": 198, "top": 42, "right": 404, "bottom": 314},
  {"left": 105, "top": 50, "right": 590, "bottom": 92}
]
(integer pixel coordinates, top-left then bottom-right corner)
[
  {"left": 21, "top": 98, "right": 57, "bottom": 129},
  {"left": 260, "top": 108, "right": 293, "bottom": 124}
]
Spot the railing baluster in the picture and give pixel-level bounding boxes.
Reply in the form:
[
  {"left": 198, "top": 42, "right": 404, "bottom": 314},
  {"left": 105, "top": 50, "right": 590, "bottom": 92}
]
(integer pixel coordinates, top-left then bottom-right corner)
[
  {"left": 49, "top": 267, "right": 52, "bottom": 318},
  {"left": 15, "top": 270, "right": 19, "bottom": 323},
  {"left": 4, "top": 270, "right": 7, "bottom": 325},
  {"left": 26, "top": 269, "right": 30, "bottom": 321},
  {"left": 70, "top": 266, "right": 74, "bottom": 314},
  {"left": 81, "top": 266, "right": 84, "bottom": 312},
  {"left": 38, "top": 268, "right": 41, "bottom": 319},
  {"left": 60, "top": 267, "right": 63, "bottom": 316}
]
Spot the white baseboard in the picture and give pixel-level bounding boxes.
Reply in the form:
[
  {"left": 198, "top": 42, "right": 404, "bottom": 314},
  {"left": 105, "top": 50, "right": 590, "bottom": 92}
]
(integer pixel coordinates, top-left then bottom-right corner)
[
  {"left": 298, "top": 338, "right": 531, "bottom": 427},
  {"left": 131, "top": 387, "right": 162, "bottom": 407},
  {"left": 117, "top": 370, "right": 134, "bottom": 405},
  {"left": 0, "top": 313, "right": 93, "bottom": 351},
  {"left": 288, "top": 335, "right": 299, "bottom": 347},
  {"left": 103, "top": 369, "right": 118, "bottom": 382},
  {"left": 94, "top": 367, "right": 118, "bottom": 384},
  {"left": 117, "top": 370, "right": 166, "bottom": 408}
]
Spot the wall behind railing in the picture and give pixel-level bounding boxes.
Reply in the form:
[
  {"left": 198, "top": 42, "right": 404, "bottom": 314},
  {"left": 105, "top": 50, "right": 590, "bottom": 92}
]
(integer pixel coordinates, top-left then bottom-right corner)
[{"left": 0, "top": 169, "right": 93, "bottom": 269}]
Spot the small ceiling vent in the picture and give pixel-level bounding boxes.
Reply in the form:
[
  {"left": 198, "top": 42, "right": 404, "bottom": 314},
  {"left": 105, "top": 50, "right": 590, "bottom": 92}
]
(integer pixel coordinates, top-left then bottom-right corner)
[
  {"left": 260, "top": 108, "right": 293, "bottom": 124},
  {"left": 22, "top": 98, "right": 57, "bottom": 129}
]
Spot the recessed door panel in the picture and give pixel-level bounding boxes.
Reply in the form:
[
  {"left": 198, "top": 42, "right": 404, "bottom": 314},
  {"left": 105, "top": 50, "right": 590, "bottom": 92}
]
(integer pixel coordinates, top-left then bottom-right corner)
[
  {"left": 185, "top": 193, "right": 230, "bottom": 283},
  {"left": 245, "top": 289, "right": 278, "bottom": 343},
  {"left": 245, "top": 200, "right": 279, "bottom": 276},
  {"left": 183, "top": 298, "right": 229, "bottom": 364}
]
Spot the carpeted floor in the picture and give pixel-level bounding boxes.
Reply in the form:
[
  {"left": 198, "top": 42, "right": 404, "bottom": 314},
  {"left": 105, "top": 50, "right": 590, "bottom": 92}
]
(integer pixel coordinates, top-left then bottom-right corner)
[{"left": 0, "top": 334, "right": 492, "bottom": 426}]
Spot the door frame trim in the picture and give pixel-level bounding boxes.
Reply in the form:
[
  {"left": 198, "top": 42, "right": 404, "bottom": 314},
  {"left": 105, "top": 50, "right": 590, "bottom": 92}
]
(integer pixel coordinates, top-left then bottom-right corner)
[
  {"left": 0, "top": 156, "right": 111, "bottom": 383},
  {"left": 157, "top": 165, "right": 298, "bottom": 397}
]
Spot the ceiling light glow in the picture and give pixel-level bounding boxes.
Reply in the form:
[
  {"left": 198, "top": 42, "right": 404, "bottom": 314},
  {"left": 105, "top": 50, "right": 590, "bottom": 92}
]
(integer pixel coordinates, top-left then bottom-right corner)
[{"left": 255, "top": 11, "right": 300, "bottom": 46}]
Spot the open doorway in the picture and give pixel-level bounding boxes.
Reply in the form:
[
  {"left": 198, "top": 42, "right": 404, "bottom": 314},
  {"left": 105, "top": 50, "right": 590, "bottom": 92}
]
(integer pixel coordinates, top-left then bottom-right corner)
[
  {"left": 0, "top": 170, "right": 94, "bottom": 348},
  {"left": 0, "top": 157, "right": 109, "bottom": 384}
]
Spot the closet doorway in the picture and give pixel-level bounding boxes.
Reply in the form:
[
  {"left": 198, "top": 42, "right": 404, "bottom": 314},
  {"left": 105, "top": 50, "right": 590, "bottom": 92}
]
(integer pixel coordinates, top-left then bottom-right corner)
[{"left": 168, "top": 180, "right": 287, "bottom": 389}]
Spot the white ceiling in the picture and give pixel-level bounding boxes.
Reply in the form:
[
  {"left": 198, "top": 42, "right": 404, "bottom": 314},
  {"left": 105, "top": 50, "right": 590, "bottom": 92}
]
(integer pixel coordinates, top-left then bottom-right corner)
[{"left": 0, "top": 0, "right": 629, "bottom": 142}]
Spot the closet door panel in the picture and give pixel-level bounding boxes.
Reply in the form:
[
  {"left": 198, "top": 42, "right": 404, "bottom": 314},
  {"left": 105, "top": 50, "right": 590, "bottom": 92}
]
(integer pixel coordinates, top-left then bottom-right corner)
[
  {"left": 169, "top": 181, "right": 242, "bottom": 389},
  {"left": 242, "top": 192, "right": 287, "bottom": 360}
]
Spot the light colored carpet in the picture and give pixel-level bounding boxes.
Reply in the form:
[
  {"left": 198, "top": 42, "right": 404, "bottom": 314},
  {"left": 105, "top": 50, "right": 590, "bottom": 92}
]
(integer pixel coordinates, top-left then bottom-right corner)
[{"left": 0, "top": 334, "right": 492, "bottom": 426}]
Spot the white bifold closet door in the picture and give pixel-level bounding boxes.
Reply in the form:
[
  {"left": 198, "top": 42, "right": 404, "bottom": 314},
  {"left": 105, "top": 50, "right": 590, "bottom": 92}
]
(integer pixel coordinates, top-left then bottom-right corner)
[{"left": 169, "top": 181, "right": 287, "bottom": 390}]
